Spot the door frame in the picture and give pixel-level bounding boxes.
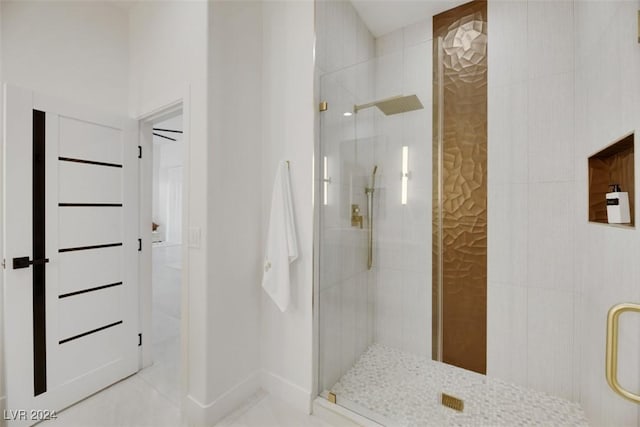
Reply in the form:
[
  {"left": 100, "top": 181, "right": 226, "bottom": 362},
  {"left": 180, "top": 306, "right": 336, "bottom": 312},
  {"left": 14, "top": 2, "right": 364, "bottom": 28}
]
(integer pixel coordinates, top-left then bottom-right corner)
[{"left": 136, "top": 87, "right": 190, "bottom": 400}]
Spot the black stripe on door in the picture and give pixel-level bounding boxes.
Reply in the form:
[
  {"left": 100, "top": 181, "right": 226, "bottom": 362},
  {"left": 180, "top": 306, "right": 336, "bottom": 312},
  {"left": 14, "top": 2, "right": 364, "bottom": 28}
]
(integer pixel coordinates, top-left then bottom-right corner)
[
  {"left": 59, "top": 321, "right": 123, "bottom": 344},
  {"left": 33, "top": 109, "right": 47, "bottom": 396}
]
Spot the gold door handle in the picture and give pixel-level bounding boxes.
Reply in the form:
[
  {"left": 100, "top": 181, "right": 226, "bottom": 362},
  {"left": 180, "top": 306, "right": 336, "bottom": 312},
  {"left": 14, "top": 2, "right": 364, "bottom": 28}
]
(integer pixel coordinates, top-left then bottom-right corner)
[{"left": 606, "top": 302, "right": 640, "bottom": 404}]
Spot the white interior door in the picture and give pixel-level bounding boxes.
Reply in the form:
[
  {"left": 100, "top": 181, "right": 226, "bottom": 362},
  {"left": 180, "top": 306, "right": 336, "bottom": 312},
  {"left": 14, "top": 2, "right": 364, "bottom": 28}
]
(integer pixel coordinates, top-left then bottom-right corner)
[{"left": 3, "top": 85, "right": 139, "bottom": 426}]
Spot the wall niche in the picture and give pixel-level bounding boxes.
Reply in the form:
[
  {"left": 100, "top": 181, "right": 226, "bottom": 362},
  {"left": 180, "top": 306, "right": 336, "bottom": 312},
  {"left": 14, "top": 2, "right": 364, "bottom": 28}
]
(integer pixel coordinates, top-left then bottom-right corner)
[{"left": 588, "top": 133, "right": 635, "bottom": 227}]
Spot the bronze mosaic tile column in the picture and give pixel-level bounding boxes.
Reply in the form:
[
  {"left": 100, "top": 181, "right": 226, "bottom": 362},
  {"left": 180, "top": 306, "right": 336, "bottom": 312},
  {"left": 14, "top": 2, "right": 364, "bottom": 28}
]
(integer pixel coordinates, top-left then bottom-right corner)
[{"left": 433, "top": 0, "right": 487, "bottom": 374}]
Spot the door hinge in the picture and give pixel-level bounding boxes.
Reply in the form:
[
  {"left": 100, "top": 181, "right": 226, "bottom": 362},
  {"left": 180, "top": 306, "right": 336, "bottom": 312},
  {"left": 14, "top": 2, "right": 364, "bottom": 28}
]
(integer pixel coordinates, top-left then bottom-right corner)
[
  {"left": 319, "top": 101, "right": 328, "bottom": 112},
  {"left": 138, "top": 238, "right": 142, "bottom": 252},
  {"left": 138, "top": 333, "right": 142, "bottom": 346},
  {"left": 2, "top": 259, "right": 5, "bottom": 269},
  {"left": 138, "top": 145, "right": 142, "bottom": 159},
  {"left": 328, "top": 392, "right": 337, "bottom": 404}
]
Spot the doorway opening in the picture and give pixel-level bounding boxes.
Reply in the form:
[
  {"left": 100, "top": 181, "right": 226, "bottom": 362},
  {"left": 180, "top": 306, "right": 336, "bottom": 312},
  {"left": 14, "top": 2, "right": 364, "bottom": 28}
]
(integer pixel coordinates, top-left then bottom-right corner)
[{"left": 138, "top": 106, "right": 186, "bottom": 407}]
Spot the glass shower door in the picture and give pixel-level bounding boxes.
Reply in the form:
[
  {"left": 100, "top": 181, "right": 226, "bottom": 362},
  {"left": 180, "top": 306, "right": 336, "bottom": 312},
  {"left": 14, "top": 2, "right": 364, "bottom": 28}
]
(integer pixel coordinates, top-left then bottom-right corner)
[{"left": 317, "top": 37, "right": 434, "bottom": 423}]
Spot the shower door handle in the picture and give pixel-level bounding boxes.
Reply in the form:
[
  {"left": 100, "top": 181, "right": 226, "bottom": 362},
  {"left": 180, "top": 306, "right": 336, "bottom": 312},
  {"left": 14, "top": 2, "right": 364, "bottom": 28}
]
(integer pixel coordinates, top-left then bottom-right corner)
[{"left": 606, "top": 302, "right": 640, "bottom": 404}]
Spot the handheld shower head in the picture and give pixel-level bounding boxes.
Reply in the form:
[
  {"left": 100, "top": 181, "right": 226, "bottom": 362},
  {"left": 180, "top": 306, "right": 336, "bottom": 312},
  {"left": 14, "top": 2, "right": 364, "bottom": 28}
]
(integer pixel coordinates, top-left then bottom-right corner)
[{"left": 368, "top": 165, "right": 378, "bottom": 193}]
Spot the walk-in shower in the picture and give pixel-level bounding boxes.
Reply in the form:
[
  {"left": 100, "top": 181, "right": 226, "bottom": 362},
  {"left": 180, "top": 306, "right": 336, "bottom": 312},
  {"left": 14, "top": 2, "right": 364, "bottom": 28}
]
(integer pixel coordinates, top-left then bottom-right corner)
[
  {"left": 316, "top": 1, "right": 590, "bottom": 426},
  {"left": 317, "top": 7, "right": 441, "bottom": 421}
]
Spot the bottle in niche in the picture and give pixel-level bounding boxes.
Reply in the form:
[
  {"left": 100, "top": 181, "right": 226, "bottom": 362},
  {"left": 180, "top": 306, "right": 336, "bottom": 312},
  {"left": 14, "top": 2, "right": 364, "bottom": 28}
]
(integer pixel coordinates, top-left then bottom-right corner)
[{"left": 606, "top": 184, "right": 631, "bottom": 224}]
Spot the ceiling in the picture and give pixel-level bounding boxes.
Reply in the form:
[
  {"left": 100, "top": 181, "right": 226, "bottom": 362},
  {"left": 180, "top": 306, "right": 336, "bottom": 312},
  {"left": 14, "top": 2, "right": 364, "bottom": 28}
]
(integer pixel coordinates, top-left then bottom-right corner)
[{"left": 350, "top": 0, "right": 470, "bottom": 37}]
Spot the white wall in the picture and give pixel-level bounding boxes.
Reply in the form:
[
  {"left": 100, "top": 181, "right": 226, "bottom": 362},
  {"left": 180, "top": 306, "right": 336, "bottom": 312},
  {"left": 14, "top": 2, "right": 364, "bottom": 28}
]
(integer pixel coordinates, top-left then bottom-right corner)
[
  {"left": 128, "top": 0, "right": 212, "bottom": 419},
  {"left": 261, "top": 0, "right": 316, "bottom": 413},
  {"left": 488, "top": 1, "right": 640, "bottom": 426},
  {"left": 488, "top": 0, "right": 579, "bottom": 402},
  {"left": 203, "top": 0, "right": 263, "bottom": 422},
  {"left": 0, "top": 2, "right": 130, "bottom": 423},
  {"left": 1, "top": 1, "right": 129, "bottom": 115},
  {"left": 573, "top": 1, "right": 640, "bottom": 425}
]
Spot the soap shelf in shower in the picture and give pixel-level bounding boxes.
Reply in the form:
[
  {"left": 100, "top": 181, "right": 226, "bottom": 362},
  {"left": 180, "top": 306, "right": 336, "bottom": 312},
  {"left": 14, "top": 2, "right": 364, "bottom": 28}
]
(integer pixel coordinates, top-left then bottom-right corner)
[{"left": 588, "top": 132, "right": 635, "bottom": 228}]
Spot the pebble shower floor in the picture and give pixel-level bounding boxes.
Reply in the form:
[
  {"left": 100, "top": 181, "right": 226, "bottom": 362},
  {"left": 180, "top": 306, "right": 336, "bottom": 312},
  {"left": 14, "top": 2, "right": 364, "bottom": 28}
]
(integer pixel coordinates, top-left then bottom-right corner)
[{"left": 330, "top": 344, "right": 588, "bottom": 426}]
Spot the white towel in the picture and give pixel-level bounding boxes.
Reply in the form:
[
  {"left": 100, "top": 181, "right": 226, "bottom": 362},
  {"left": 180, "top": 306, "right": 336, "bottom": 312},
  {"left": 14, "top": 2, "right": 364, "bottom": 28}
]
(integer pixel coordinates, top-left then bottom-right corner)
[{"left": 262, "top": 161, "right": 298, "bottom": 311}]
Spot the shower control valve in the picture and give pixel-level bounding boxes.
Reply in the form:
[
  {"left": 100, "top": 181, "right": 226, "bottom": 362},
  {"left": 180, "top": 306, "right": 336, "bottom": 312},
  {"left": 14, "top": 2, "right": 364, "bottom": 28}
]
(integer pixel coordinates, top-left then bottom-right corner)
[{"left": 351, "top": 204, "right": 363, "bottom": 229}]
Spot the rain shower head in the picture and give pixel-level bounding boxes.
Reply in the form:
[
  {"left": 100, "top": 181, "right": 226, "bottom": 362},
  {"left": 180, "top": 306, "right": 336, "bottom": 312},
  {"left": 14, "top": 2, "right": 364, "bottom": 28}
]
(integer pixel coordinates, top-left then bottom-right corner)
[{"left": 354, "top": 95, "right": 424, "bottom": 116}]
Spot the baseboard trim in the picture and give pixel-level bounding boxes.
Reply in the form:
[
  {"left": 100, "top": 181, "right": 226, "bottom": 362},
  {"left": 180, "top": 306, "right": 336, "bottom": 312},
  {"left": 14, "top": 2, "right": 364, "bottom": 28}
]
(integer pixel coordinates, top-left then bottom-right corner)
[
  {"left": 260, "top": 370, "right": 312, "bottom": 414},
  {"left": 184, "top": 371, "right": 260, "bottom": 427}
]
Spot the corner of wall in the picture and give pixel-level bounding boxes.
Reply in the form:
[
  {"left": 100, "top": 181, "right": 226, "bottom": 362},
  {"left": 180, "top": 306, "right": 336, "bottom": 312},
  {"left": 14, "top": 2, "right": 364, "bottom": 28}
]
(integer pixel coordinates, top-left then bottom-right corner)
[
  {"left": 260, "top": 369, "right": 313, "bottom": 414},
  {"left": 183, "top": 371, "right": 261, "bottom": 427}
]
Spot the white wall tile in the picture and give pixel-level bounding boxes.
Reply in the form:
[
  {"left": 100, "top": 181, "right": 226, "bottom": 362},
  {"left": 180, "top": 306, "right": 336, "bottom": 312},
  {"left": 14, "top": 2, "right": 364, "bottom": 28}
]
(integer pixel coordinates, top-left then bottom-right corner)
[
  {"left": 487, "top": 183, "right": 528, "bottom": 287},
  {"left": 527, "top": 72, "right": 574, "bottom": 183},
  {"left": 487, "top": 283, "right": 527, "bottom": 385},
  {"left": 488, "top": 82, "right": 528, "bottom": 185},
  {"left": 403, "top": 111, "right": 431, "bottom": 195},
  {"left": 527, "top": 182, "right": 574, "bottom": 292},
  {"left": 314, "top": 0, "right": 328, "bottom": 73},
  {"left": 319, "top": 284, "right": 342, "bottom": 390},
  {"left": 356, "top": 17, "right": 375, "bottom": 63},
  {"left": 374, "top": 268, "right": 404, "bottom": 349},
  {"left": 486, "top": 2, "right": 640, "bottom": 424},
  {"left": 342, "top": 2, "right": 357, "bottom": 68},
  {"left": 527, "top": 288, "right": 574, "bottom": 400},
  {"left": 354, "top": 272, "right": 371, "bottom": 357},
  {"left": 527, "top": 0, "right": 574, "bottom": 79},
  {"left": 402, "top": 187, "right": 430, "bottom": 274},
  {"left": 375, "top": 28, "right": 403, "bottom": 57},
  {"left": 573, "top": 0, "right": 620, "bottom": 70},
  {"left": 488, "top": 0, "right": 528, "bottom": 87},
  {"left": 324, "top": 0, "right": 343, "bottom": 73},
  {"left": 403, "top": 42, "right": 431, "bottom": 103},
  {"left": 340, "top": 276, "right": 358, "bottom": 374},
  {"left": 375, "top": 51, "right": 404, "bottom": 101},
  {"left": 403, "top": 18, "right": 432, "bottom": 48},
  {"left": 402, "top": 270, "right": 430, "bottom": 357},
  {"left": 319, "top": 228, "right": 342, "bottom": 288}
]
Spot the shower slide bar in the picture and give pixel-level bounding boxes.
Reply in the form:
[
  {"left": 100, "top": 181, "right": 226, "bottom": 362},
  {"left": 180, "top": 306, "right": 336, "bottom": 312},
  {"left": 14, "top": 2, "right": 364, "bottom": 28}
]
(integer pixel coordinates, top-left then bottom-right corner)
[
  {"left": 606, "top": 302, "right": 640, "bottom": 404},
  {"left": 365, "top": 165, "right": 378, "bottom": 270}
]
